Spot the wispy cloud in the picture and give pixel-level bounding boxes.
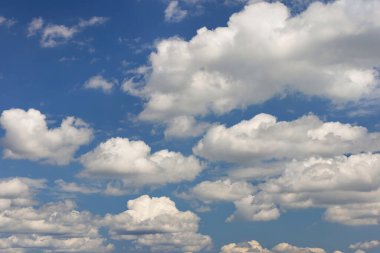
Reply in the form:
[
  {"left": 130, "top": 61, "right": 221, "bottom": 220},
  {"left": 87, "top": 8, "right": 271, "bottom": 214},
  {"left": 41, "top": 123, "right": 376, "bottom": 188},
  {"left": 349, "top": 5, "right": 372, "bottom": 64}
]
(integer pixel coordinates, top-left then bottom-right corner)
[{"left": 27, "top": 16, "right": 108, "bottom": 47}]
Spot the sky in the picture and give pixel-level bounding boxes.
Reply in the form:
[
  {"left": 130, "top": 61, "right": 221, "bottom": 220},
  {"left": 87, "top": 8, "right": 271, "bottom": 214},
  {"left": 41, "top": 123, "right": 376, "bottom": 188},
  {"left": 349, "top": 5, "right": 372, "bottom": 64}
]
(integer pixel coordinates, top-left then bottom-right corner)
[{"left": 0, "top": 0, "right": 380, "bottom": 252}]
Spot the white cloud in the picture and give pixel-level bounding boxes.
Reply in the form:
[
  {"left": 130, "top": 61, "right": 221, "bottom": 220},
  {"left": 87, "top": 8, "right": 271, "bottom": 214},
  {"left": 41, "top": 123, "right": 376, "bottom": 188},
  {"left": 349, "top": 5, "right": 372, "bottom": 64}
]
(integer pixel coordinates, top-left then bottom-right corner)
[
  {"left": 0, "top": 177, "right": 45, "bottom": 209},
  {"left": 27, "top": 16, "right": 108, "bottom": 47},
  {"left": 0, "top": 235, "right": 113, "bottom": 253},
  {"left": 0, "top": 16, "right": 16, "bottom": 28},
  {"left": 164, "top": 116, "right": 211, "bottom": 138},
  {"left": 126, "top": 0, "right": 380, "bottom": 125},
  {"left": 228, "top": 194, "right": 280, "bottom": 222},
  {"left": 27, "top": 17, "right": 44, "bottom": 36},
  {"left": 165, "top": 1, "right": 188, "bottom": 23},
  {"left": 349, "top": 240, "right": 380, "bottom": 251},
  {"left": 79, "top": 137, "right": 204, "bottom": 187},
  {"left": 0, "top": 178, "right": 113, "bottom": 252},
  {"left": 0, "top": 108, "right": 93, "bottom": 165},
  {"left": 194, "top": 113, "right": 380, "bottom": 164},
  {"left": 186, "top": 179, "right": 255, "bottom": 203},
  {"left": 103, "top": 195, "right": 211, "bottom": 252},
  {"left": 83, "top": 75, "right": 115, "bottom": 93},
  {"left": 229, "top": 153, "right": 380, "bottom": 225},
  {"left": 55, "top": 179, "right": 101, "bottom": 194},
  {"left": 220, "top": 240, "right": 326, "bottom": 253}
]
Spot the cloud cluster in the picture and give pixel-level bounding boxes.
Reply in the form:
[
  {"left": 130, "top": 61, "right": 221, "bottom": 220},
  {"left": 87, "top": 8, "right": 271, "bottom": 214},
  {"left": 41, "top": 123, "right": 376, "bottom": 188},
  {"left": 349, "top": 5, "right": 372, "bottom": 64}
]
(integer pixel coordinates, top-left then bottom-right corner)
[
  {"left": 229, "top": 153, "right": 380, "bottom": 225},
  {"left": 0, "top": 177, "right": 113, "bottom": 252},
  {"left": 103, "top": 195, "right": 212, "bottom": 252},
  {"left": 220, "top": 240, "right": 329, "bottom": 253},
  {"left": 1, "top": 179, "right": 213, "bottom": 252},
  {"left": 0, "top": 108, "right": 93, "bottom": 165},
  {"left": 79, "top": 137, "right": 204, "bottom": 188},
  {"left": 194, "top": 113, "right": 380, "bottom": 164},
  {"left": 83, "top": 75, "right": 116, "bottom": 93},
  {"left": 126, "top": 0, "right": 380, "bottom": 129},
  {"left": 27, "top": 16, "right": 108, "bottom": 47}
]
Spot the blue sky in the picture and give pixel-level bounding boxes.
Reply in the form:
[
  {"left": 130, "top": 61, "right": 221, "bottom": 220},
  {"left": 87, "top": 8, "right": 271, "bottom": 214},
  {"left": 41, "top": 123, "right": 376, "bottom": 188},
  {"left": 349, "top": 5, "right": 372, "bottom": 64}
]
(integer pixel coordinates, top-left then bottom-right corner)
[{"left": 1, "top": 0, "right": 380, "bottom": 252}]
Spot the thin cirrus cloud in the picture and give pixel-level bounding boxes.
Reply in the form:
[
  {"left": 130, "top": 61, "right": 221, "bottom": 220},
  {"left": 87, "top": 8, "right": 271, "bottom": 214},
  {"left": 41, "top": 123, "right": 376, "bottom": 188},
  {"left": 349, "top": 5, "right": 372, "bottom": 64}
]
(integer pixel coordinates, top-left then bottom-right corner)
[
  {"left": 78, "top": 137, "right": 204, "bottom": 188},
  {"left": 194, "top": 113, "right": 380, "bottom": 165},
  {"left": 0, "top": 108, "right": 93, "bottom": 165},
  {"left": 124, "top": 0, "right": 380, "bottom": 133},
  {"left": 103, "top": 195, "right": 212, "bottom": 253},
  {"left": 27, "top": 16, "right": 108, "bottom": 47}
]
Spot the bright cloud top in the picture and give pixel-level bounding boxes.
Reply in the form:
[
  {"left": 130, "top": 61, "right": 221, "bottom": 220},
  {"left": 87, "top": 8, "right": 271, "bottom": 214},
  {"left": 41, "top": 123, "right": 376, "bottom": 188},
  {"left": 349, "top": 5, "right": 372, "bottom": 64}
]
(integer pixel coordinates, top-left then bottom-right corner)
[
  {"left": 0, "top": 108, "right": 93, "bottom": 165},
  {"left": 27, "top": 16, "right": 108, "bottom": 47},
  {"left": 127, "top": 0, "right": 380, "bottom": 124},
  {"left": 103, "top": 195, "right": 212, "bottom": 252},
  {"left": 194, "top": 113, "right": 380, "bottom": 164},
  {"left": 79, "top": 137, "right": 204, "bottom": 187}
]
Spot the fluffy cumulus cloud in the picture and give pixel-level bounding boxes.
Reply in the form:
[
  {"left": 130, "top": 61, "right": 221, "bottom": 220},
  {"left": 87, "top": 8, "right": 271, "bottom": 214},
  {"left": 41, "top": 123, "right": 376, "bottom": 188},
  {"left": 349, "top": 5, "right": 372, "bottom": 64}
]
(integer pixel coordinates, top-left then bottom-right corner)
[
  {"left": 126, "top": 0, "right": 380, "bottom": 127},
  {"left": 79, "top": 137, "right": 204, "bottom": 187},
  {"left": 103, "top": 195, "right": 212, "bottom": 252},
  {"left": 83, "top": 75, "right": 116, "bottom": 93},
  {"left": 0, "top": 108, "right": 93, "bottom": 165},
  {"left": 229, "top": 153, "right": 380, "bottom": 225},
  {"left": 27, "top": 16, "right": 108, "bottom": 47},
  {"left": 194, "top": 113, "right": 380, "bottom": 164},
  {"left": 0, "top": 177, "right": 113, "bottom": 253},
  {"left": 220, "top": 240, "right": 327, "bottom": 253},
  {"left": 185, "top": 179, "right": 255, "bottom": 203}
]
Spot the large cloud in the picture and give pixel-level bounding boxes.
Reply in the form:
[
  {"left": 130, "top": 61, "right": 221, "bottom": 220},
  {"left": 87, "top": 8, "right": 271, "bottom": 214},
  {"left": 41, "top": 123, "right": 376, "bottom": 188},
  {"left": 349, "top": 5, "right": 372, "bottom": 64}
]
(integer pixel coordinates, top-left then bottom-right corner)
[
  {"left": 220, "top": 240, "right": 328, "bottom": 253},
  {"left": 194, "top": 113, "right": 380, "bottom": 164},
  {"left": 0, "top": 108, "right": 93, "bottom": 165},
  {"left": 79, "top": 137, "right": 204, "bottom": 187},
  {"left": 125, "top": 0, "right": 380, "bottom": 126},
  {"left": 103, "top": 195, "right": 212, "bottom": 252},
  {"left": 229, "top": 153, "right": 380, "bottom": 225}
]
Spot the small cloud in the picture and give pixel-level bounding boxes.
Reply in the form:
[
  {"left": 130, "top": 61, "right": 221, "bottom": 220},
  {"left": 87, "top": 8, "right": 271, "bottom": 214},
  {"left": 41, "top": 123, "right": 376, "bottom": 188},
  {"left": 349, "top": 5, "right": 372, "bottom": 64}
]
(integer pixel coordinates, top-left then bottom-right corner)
[
  {"left": 165, "top": 1, "right": 188, "bottom": 23},
  {"left": 27, "top": 17, "right": 44, "bottom": 36},
  {"left": 27, "top": 16, "right": 108, "bottom": 48},
  {"left": 83, "top": 75, "right": 116, "bottom": 94},
  {"left": 0, "top": 16, "right": 16, "bottom": 28}
]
